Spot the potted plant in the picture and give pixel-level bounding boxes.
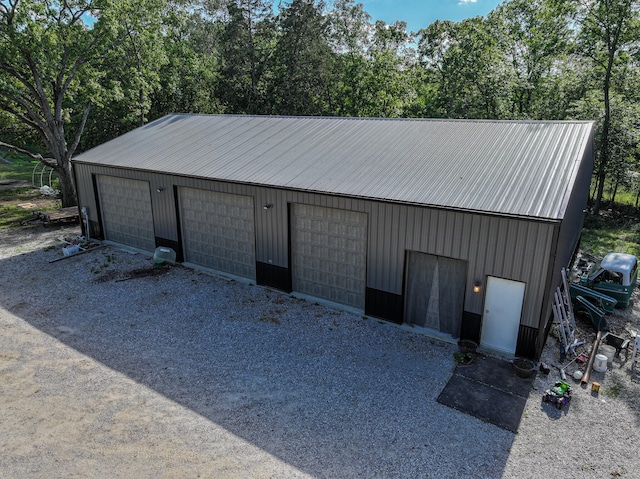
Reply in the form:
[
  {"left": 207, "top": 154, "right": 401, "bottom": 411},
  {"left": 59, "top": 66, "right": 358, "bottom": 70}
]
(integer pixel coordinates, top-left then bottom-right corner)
[
  {"left": 512, "top": 358, "right": 535, "bottom": 378},
  {"left": 454, "top": 351, "right": 474, "bottom": 365}
]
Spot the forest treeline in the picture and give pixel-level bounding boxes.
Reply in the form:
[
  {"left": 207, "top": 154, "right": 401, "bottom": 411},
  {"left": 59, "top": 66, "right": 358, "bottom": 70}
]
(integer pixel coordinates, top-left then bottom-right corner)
[{"left": 1, "top": 0, "right": 639, "bottom": 210}]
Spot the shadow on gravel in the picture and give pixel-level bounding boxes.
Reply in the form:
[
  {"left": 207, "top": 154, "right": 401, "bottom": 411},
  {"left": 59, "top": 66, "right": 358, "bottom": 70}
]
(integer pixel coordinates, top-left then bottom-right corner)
[
  {"left": 0, "top": 232, "right": 519, "bottom": 478},
  {"left": 437, "top": 356, "right": 533, "bottom": 433}
]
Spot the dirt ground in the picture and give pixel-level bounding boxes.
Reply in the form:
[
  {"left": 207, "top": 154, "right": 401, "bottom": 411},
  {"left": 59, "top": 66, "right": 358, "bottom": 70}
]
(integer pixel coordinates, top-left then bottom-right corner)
[{"left": 1, "top": 224, "right": 639, "bottom": 479}]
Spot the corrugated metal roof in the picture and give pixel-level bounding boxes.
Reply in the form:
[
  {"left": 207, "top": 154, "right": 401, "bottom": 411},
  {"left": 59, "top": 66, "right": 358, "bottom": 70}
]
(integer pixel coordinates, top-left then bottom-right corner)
[{"left": 73, "top": 114, "right": 594, "bottom": 220}]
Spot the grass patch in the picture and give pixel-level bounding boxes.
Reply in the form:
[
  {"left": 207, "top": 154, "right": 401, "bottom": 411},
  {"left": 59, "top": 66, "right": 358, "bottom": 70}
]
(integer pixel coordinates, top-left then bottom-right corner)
[
  {"left": 0, "top": 155, "right": 61, "bottom": 228},
  {"left": 0, "top": 204, "right": 33, "bottom": 228},
  {"left": 1, "top": 149, "right": 58, "bottom": 187},
  {"left": 0, "top": 187, "right": 60, "bottom": 228},
  {"left": 604, "top": 382, "right": 624, "bottom": 399},
  {"left": 0, "top": 149, "right": 41, "bottom": 182},
  {"left": 581, "top": 208, "right": 640, "bottom": 258},
  {"left": 610, "top": 190, "right": 638, "bottom": 207},
  {"left": 0, "top": 162, "right": 37, "bottom": 182},
  {"left": 0, "top": 186, "right": 36, "bottom": 199}
]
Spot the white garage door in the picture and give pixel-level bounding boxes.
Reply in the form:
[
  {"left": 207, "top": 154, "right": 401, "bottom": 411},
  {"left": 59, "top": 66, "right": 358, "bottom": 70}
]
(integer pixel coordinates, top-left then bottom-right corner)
[
  {"left": 179, "top": 187, "right": 256, "bottom": 280},
  {"left": 291, "top": 204, "right": 367, "bottom": 309},
  {"left": 97, "top": 175, "right": 155, "bottom": 251}
]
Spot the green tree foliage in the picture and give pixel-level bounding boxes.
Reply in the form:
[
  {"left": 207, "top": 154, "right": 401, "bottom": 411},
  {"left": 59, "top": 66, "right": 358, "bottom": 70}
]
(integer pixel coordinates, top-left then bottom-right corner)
[
  {"left": 490, "top": 0, "right": 572, "bottom": 119},
  {"left": 417, "top": 17, "right": 511, "bottom": 119},
  {"left": 0, "top": 0, "right": 122, "bottom": 206},
  {"left": 570, "top": 0, "right": 640, "bottom": 213},
  {"left": 2, "top": 0, "right": 640, "bottom": 214},
  {"left": 269, "top": 0, "right": 335, "bottom": 115},
  {"left": 80, "top": 0, "right": 175, "bottom": 149},
  {"left": 148, "top": 8, "right": 222, "bottom": 118},
  {"left": 327, "top": 0, "right": 372, "bottom": 116},
  {"left": 216, "top": 0, "right": 275, "bottom": 113}
]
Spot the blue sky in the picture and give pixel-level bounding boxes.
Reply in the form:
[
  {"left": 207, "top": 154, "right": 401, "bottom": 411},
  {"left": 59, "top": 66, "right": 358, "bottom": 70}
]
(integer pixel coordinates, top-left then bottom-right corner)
[{"left": 357, "top": 0, "right": 504, "bottom": 34}]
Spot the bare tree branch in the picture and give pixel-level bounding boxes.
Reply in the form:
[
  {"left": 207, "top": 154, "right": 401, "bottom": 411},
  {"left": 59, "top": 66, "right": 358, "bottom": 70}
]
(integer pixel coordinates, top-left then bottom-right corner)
[
  {"left": 4, "top": 92, "right": 49, "bottom": 134},
  {"left": 22, "top": 51, "right": 55, "bottom": 126},
  {"left": 0, "top": 141, "right": 57, "bottom": 167},
  {"left": 68, "top": 100, "right": 92, "bottom": 158}
]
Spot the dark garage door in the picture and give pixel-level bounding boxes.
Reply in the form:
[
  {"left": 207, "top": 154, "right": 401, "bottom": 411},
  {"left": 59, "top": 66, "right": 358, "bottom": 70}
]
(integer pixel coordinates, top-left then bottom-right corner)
[{"left": 405, "top": 251, "right": 467, "bottom": 339}]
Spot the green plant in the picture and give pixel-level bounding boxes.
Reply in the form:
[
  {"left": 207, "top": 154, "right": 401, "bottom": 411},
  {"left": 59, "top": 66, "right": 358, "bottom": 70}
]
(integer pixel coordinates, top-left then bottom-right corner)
[
  {"left": 0, "top": 204, "right": 29, "bottom": 228},
  {"left": 605, "top": 383, "right": 624, "bottom": 399}
]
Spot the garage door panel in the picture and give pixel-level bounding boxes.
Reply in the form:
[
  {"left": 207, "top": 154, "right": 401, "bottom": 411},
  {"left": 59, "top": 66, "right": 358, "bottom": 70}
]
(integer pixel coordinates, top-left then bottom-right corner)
[
  {"left": 97, "top": 175, "right": 155, "bottom": 251},
  {"left": 179, "top": 187, "right": 256, "bottom": 280},
  {"left": 291, "top": 204, "right": 367, "bottom": 309},
  {"left": 405, "top": 252, "right": 467, "bottom": 339}
]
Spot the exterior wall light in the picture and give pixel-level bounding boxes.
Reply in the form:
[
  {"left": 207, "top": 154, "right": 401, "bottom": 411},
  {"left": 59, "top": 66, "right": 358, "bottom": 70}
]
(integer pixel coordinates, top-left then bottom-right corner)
[
  {"left": 263, "top": 203, "right": 273, "bottom": 210},
  {"left": 156, "top": 187, "right": 165, "bottom": 193},
  {"left": 473, "top": 281, "right": 482, "bottom": 293}
]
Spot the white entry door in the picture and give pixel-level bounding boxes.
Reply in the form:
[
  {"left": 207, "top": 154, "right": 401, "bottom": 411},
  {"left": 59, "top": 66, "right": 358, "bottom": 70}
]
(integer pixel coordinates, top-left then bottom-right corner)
[{"left": 480, "top": 276, "right": 526, "bottom": 355}]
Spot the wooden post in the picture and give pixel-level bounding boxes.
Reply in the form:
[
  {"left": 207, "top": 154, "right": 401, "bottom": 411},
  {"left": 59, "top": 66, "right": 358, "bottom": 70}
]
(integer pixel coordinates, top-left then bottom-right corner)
[{"left": 581, "top": 330, "right": 603, "bottom": 385}]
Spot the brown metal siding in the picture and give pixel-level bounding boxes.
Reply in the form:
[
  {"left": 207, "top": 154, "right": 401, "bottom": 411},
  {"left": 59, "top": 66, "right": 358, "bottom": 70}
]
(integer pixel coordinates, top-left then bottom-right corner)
[
  {"left": 74, "top": 164, "right": 556, "bottom": 329},
  {"left": 538, "top": 132, "right": 594, "bottom": 347}
]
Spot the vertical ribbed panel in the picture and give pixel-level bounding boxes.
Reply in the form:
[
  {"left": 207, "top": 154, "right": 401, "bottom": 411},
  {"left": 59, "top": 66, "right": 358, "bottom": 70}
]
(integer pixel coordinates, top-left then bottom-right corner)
[{"left": 74, "top": 164, "right": 558, "bottom": 329}]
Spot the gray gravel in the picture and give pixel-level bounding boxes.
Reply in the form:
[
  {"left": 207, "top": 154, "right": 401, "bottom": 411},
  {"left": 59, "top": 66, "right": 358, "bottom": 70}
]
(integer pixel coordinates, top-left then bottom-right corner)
[{"left": 0, "top": 225, "right": 638, "bottom": 478}]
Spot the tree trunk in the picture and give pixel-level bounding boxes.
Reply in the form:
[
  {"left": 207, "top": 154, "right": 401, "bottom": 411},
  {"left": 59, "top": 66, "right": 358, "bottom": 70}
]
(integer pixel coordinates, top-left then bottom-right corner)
[
  {"left": 611, "top": 177, "right": 619, "bottom": 204},
  {"left": 56, "top": 163, "right": 77, "bottom": 207},
  {"left": 58, "top": 172, "right": 77, "bottom": 207},
  {"left": 592, "top": 65, "right": 612, "bottom": 215},
  {"left": 590, "top": 0, "right": 633, "bottom": 214}
]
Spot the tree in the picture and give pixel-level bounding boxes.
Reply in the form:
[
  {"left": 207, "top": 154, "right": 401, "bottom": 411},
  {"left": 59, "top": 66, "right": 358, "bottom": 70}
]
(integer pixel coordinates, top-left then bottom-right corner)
[
  {"left": 216, "top": 0, "right": 275, "bottom": 114},
  {"left": 571, "top": 0, "right": 640, "bottom": 213},
  {"left": 417, "top": 17, "right": 510, "bottom": 119},
  {"left": 327, "top": 0, "right": 372, "bottom": 116},
  {"left": 0, "top": 0, "right": 117, "bottom": 206},
  {"left": 0, "top": 0, "right": 190, "bottom": 205},
  {"left": 364, "top": 20, "right": 416, "bottom": 117},
  {"left": 148, "top": 8, "right": 221, "bottom": 118},
  {"left": 490, "top": 0, "right": 572, "bottom": 119},
  {"left": 329, "top": 3, "right": 417, "bottom": 118},
  {"left": 113, "top": 0, "right": 171, "bottom": 128},
  {"left": 269, "top": 0, "right": 336, "bottom": 115}
]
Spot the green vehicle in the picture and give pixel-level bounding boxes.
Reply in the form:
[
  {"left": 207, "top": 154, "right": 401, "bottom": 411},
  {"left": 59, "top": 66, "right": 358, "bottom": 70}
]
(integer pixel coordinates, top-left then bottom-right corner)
[{"left": 579, "top": 253, "right": 638, "bottom": 308}]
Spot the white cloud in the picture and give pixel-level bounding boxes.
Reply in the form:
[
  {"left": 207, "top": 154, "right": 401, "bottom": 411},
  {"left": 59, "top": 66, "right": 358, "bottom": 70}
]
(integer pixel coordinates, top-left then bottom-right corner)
[{"left": 458, "top": 0, "right": 478, "bottom": 4}]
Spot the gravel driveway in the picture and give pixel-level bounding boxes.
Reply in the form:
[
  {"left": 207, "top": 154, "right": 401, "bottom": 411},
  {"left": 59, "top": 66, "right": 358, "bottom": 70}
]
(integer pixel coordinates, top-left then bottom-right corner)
[{"left": 0, "top": 225, "right": 638, "bottom": 478}]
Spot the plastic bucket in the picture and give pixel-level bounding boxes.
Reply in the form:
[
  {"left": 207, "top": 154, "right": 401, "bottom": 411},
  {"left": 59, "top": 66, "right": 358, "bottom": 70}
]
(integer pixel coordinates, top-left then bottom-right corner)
[
  {"left": 600, "top": 344, "right": 616, "bottom": 366},
  {"left": 593, "top": 354, "right": 608, "bottom": 373}
]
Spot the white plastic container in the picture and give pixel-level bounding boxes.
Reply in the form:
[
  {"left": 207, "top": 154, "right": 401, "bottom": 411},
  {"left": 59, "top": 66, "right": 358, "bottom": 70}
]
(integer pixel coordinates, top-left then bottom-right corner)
[
  {"left": 153, "top": 246, "right": 176, "bottom": 264},
  {"left": 593, "top": 354, "right": 608, "bottom": 373},
  {"left": 600, "top": 344, "right": 616, "bottom": 367}
]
